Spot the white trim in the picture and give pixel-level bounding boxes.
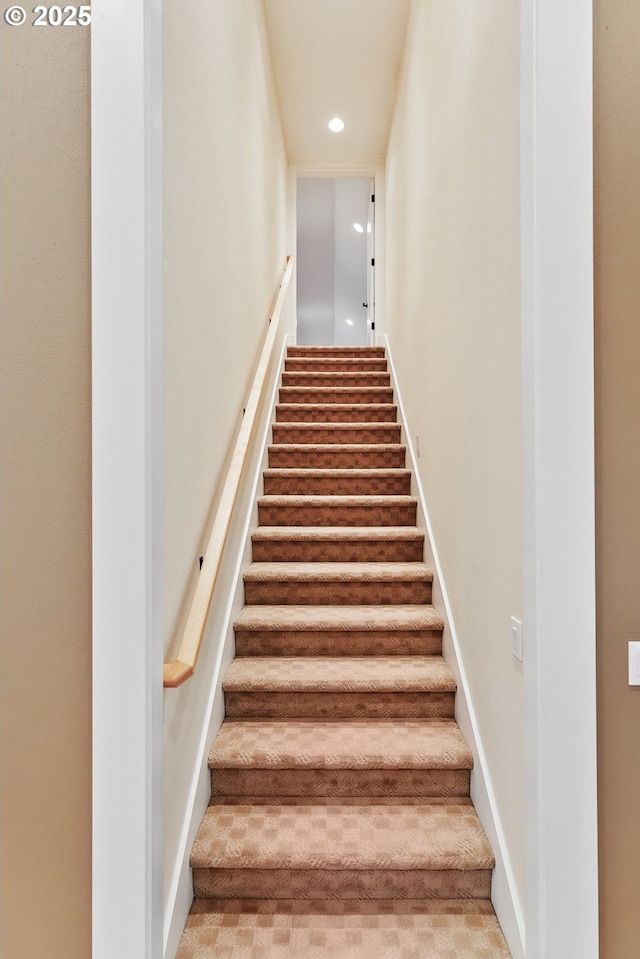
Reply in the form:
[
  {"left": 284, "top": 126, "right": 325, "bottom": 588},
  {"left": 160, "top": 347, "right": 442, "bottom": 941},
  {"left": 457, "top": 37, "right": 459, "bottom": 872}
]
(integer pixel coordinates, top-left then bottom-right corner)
[
  {"left": 91, "top": 2, "right": 164, "bottom": 957},
  {"left": 521, "top": 2, "right": 598, "bottom": 956},
  {"left": 163, "top": 332, "right": 292, "bottom": 958},
  {"left": 372, "top": 170, "right": 385, "bottom": 338},
  {"left": 383, "top": 336, "right": 525, "bottom": 959}
]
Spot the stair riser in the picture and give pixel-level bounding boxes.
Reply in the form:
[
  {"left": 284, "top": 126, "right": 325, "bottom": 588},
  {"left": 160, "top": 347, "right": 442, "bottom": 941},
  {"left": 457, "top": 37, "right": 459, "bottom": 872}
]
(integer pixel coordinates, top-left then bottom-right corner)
[
  {"left": 210, "top": 768, "right": 471, "bottom": 800},
  {"left": 208, "top": 796, "right": 472, "bottom": 807},
  {"left": 234, "top": 630, "right": 442, "bottom": 657},
  {"left": 244, "top": 580, "right": 432, "bottom": 606},
  {"left": 258, "top": 503, "right": 417, "bottom": 526},
  {"left": 282, "top": 373, "right": 391, "bottom": 388},
  {"left": 268, "top": 448, "right": 406, "bottom": 469},
  {"left": 193, "top": 867, "right": 491, "bottom": 901},
  {"left": 285, "top": 359, "right": 388, "bottom": 372},
  {"left": 280, "top": 388, "right": 394, "bottom": 404},
  {"left": 272, "top": 425, "right": 401, "bottom": 445},
  {"left": 263, "top": 476, "right": 411, "bottom": 496},
  {"left": 287, "top": 347, "right": 386, "bottom": 357},
  {"left": 224, "top": 691, "right": 455, "bottom": 720},
  {"left": 251, "top": 539, "right": 424, "bottom": 563}
]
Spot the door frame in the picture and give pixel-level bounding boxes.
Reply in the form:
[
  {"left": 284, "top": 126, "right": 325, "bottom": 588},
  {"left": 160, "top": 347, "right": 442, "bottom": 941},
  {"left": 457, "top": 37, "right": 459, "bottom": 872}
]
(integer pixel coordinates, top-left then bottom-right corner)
[
  {"left": 91, "top": 2, "right": 164, "bottom": 958},
  {"left": 521, "top": 1, "right": 598, "bottom": 956},
  {"left": 91, "top": 3, "right": 597, "bottom": 956},
  {"left": 291, "top": 163, "right": 386, "bottom": 344}
]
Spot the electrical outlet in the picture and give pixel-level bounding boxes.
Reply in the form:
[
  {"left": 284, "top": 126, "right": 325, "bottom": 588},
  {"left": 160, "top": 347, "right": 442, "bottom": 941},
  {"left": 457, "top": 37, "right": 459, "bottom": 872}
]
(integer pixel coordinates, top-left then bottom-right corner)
[
  {"left": 510, "top": 617, "right": 523, "bottom": 662},
  {"left": 628, "top": 642, "right": 640, "bottom": 685}
]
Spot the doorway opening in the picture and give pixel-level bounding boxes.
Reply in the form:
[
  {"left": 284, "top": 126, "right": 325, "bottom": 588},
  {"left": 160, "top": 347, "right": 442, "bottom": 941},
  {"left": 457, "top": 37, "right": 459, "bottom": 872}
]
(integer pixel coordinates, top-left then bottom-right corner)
[{"left": 296, "top": 177, "right": 375, "bottom": 346}]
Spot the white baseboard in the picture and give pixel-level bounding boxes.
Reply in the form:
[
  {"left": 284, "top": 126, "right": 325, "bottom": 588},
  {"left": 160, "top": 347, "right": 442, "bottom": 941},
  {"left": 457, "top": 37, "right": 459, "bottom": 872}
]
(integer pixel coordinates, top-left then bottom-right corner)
[
  {"left": 162, "top": 332, "right": 291, "bottom": 958},
  {"left": 382, "top": 334, "right": 526, "bottom": 959}
]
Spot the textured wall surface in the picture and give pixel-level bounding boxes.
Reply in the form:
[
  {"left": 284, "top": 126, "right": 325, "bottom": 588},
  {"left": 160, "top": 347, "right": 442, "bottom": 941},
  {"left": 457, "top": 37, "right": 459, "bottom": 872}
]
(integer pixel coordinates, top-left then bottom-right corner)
[
  {"left": 594, "top": 2, "right": 640, "bottom": 955},
  {"left": 0, "top": 21, "right": 92, "bottom": 959},
  {"left": 385, "top": 0, "right": 524, "bottom": 907}
]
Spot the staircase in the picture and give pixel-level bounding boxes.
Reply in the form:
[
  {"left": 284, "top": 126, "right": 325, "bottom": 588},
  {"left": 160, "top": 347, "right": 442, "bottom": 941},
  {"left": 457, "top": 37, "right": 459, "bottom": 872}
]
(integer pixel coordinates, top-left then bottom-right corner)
[{"left": 176, "top": 346, "right": 511, "bottom": 958}]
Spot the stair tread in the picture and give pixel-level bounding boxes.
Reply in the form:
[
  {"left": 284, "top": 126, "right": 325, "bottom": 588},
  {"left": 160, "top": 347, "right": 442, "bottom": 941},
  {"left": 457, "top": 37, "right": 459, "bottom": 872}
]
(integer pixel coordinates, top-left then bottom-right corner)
[
  {"left": 178, "top": 900, "right": 510, "bottom": 959},
  {"left": 259, "top": 494, "right": 416, "bottom": 506},
  {"left": 234, "top": 605, "right": 444, "bottom": 631},
  {"left": 264, "top": 469, "right": 409, "bottom": 478},
  {"left": 223, "top": 656, "right": 455, "bottom": 692},
  {"left": 279, "top": 386, "right": 392, "bottom": 395},
  {"left": 191, "top": 803, "right": 494, "bottom": 871},
  {"left": 276, "top": 403, "right": 396, "bottom": 411},
  {"left": 234, "top": 604, "right": 443, "bottom": 631},
  {"left": 252, "top": 525, "right": 424, "bottom": 541},
  {"left": 274, "top": 422, "right": 399, "bottom": 430},
  {"left": 269, "top": 443, "right": 405, "bottom": 453},
  {"left": 209, "top": 719, "right": 473, "bottom": 770},
  {"left": 283, "top": 371, "right": 389, "bottom": 378},
  {"left": 244, "top": 562, "right": 433, "bottom": 583},
  {"left": 287, "top": 346, "right": 386, "bottom": 354},
  {"left": 285, "top": 357, "right": 386, "bottom": 364},
  {"left": 285, "top": 362, "right": 388, "bottom": 371}
]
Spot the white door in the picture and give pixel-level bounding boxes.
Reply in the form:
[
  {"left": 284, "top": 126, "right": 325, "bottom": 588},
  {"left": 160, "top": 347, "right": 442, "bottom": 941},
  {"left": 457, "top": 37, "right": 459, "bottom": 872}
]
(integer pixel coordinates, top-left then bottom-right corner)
[{"left": 297, "top": 177, "right": 370, "bottom": 346}]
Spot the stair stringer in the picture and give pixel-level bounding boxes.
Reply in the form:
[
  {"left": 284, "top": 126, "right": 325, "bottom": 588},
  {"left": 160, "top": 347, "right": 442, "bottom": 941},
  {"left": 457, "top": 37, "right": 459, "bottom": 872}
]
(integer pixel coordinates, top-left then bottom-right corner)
[
  {"left": 381, "top": 334, "right": 526, "bottom": 959},
  {"left": 163, "top": 332, "right": 293, "bottom": 959}
]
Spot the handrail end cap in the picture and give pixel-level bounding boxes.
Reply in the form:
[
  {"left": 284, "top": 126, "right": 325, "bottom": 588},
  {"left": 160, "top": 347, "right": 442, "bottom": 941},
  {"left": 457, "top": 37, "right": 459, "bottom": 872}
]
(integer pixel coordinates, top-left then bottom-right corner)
[{"left": 163, "top": 660, "right": 194, "bottom": 688}]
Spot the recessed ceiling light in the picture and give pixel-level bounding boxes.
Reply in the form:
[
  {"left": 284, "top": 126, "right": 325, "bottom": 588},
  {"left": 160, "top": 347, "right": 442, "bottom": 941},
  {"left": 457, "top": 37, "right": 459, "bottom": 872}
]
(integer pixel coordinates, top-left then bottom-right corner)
[
  {"left": 345, "top": 318, "right": 354, "bottom": 326},
  {"left": 353, "top": 223, "right": 364, "bottom": 233},
  {"left": 328, "top": 117, "right": 345, "bottom": 133}
]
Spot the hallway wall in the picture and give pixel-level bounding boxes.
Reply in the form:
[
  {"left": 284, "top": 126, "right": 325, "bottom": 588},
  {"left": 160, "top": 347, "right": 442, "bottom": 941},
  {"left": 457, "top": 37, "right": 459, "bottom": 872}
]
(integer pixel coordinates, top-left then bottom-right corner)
[
  {"left": 162, "top": 0, "right": 288, "bottom": 912},
  {"left": 0, "top": 21, "right": 91, "bottom": 959},
  {"left": 594, "top": 2, "right": 640, "bottom": 955},
  {"left": 385, "top": 0, "right": 524, "bottom": 908}
]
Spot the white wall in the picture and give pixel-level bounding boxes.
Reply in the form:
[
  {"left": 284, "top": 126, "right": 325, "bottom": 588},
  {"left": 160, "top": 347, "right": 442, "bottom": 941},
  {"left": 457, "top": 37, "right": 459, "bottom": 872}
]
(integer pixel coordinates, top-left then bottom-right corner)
[
  {"left": 162, "top": 0, "right": 288, "bottom": 919},
  {"left": 385, "top": 0, "right": 524, "bottom": 907}
]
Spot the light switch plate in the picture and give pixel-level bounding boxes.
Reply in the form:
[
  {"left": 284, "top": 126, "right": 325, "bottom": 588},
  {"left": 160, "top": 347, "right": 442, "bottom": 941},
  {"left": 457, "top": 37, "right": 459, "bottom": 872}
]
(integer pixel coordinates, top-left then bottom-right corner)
[
  {"left": 510, "top": 616, "right": 523, "bottom": 662},
  {"left": 628, "top": 642, "right": 640, "bottom": 685}
]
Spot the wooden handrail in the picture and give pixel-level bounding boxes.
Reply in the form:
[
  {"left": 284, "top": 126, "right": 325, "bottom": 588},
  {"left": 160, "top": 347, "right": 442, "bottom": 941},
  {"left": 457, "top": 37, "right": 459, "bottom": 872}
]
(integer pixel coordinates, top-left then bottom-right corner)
[{"left": 164, "top": 256, "right": 294, "bottom": 687}]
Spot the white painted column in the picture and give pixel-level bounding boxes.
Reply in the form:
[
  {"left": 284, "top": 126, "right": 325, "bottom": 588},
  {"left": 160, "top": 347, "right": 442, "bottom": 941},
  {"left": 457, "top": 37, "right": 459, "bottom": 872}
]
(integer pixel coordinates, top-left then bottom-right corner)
[
  {"left": 92, "top": 2, "right": 163, "bottom": 956},
  {"left": 521, "top": 2, "right": 598, "bottom": 956}
]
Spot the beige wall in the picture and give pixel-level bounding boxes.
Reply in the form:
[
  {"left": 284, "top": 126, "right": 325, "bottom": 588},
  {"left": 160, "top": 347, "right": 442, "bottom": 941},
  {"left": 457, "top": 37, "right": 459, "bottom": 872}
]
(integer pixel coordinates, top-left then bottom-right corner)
[
  {"left": 163, "top": 0, "right": 288, "bottom": 657},
  {"left": 0, "top": 21, "right": 92, "bottom": 959},
  {"left": 385, "top": 0, "right": 525, "bottom": 906},
  {"left": 162, "top": 0, "right": 289, "bottom": 911},
  {"left": 594, "top": 2, "right": 640, "bottom": 956}
]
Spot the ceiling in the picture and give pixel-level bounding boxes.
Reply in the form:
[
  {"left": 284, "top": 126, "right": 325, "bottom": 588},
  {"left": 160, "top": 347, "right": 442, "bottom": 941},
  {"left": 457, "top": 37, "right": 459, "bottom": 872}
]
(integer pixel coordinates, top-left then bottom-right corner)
[{"left": 263, "top": 0, "right": 411, "bottom": 166}]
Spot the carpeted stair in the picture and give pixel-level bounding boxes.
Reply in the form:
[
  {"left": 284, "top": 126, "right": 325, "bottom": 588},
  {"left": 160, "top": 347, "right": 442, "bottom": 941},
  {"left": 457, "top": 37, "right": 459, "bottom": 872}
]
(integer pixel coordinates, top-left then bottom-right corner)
[{"left": 176, "top": 345, "right": 511, "bottom": 958}]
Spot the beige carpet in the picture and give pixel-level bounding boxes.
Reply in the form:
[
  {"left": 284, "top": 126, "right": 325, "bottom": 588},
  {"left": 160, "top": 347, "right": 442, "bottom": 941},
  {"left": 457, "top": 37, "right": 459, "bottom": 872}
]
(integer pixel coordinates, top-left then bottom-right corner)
[
  {"left": 178, "top": 900, "right": 510, "bottom": 959},
  {"left": 176, "top": 346, "right": 511, "bottom": 958}
]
